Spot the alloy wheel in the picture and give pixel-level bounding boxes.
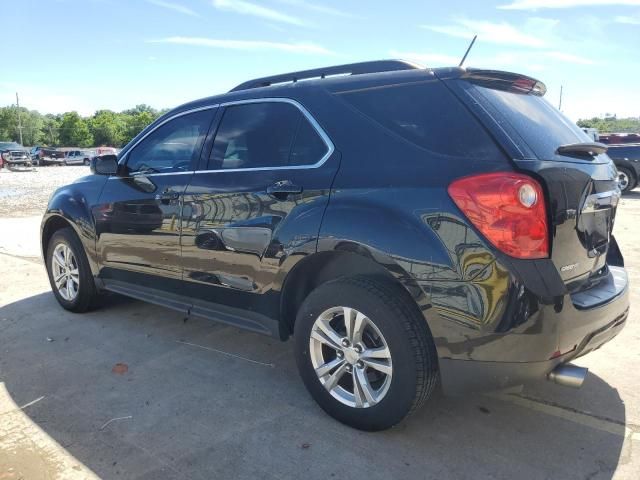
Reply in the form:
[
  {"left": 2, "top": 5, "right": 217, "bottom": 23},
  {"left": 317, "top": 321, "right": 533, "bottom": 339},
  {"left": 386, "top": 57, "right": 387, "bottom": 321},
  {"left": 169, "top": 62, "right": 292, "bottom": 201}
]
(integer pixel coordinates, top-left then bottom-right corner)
[
  {"left": 618, "top": 171, "right": 630, "bottom": 191},
  {"left": 51, "top": 243, "right": 80, "bottom": 301},
  {"left": 309, "top": 306, "right": 393, "bottom": 408}
]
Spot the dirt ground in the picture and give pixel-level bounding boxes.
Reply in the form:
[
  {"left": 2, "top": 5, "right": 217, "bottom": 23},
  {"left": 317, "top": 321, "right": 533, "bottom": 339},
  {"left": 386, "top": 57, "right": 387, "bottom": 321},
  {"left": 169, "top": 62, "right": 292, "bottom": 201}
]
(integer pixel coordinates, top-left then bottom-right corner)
[{"left": 0, "top": 169, "right": 639, "bottom": 480}]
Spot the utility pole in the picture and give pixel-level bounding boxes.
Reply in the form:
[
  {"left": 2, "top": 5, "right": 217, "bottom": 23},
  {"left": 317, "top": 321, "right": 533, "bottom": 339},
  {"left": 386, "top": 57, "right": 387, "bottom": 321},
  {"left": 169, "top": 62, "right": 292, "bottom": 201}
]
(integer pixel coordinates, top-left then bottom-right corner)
[
  {"left": 15, "top": 92, "right": 24, "bottom": 145},
  {"left": 558, "top": 85, "right": 563, "bottom": 111}
]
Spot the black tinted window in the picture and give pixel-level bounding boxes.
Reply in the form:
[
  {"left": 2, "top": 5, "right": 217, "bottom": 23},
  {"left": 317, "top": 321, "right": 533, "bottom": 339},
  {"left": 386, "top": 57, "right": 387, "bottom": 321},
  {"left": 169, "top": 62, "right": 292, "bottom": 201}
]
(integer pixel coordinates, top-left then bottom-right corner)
[
  {"left": 126, "top": 110, "right": 212, "bottom": 174},
  {"left": 471, "top": 86, "right": 590, "bottom": 160},
  {"left": 209, "top": 102, "right": 328, "bottom": 170},
  {"left": 337, "top": 81, "right": 501, "bottom": 159}
]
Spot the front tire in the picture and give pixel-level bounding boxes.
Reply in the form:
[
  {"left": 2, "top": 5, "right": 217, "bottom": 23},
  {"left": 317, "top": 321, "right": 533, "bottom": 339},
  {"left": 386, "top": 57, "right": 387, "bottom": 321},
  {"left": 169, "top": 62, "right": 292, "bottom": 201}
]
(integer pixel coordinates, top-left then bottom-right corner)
[
  {"left": 294, "top": 276, "right": 438, "bottom": 431},
  {"left": 618, "top": 167, "right": 637, "bottom": 193},
  {"left": 46, "top": 227, "right": 98, "bottom": 312}
]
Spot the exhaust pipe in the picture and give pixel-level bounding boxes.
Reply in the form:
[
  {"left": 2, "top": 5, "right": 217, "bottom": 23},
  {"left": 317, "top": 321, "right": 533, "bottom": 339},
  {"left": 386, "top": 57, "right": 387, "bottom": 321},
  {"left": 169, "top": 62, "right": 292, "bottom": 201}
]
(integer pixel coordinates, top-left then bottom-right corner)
[{"left": 548, "top": 364, "right": 588, "bottom": 389}]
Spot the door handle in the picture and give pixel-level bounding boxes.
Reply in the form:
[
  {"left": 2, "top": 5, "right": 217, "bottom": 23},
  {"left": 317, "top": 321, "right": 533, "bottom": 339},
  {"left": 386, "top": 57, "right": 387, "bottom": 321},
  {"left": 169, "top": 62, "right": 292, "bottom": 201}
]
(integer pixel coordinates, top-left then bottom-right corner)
[{"left": 267, "top": 180, "right": 303, "bottom": 199}]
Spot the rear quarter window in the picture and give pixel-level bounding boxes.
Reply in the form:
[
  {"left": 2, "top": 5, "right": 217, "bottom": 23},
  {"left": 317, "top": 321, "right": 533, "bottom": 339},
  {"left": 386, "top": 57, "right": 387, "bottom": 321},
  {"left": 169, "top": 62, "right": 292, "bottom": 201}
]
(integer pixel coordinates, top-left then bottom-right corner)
[
  {"left": 468, "top": 85, "right": 592, "bottom": 161},
  {"left": 334, "top": 80, "right": 502, "bottom": 160}
]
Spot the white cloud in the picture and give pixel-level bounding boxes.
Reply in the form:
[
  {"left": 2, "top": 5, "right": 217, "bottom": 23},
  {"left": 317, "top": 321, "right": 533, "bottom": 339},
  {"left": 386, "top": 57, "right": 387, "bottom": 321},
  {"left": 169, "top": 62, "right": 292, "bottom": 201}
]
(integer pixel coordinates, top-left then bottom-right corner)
[
  {"left": 614, "top": 13, "right": 640, "bottom": 23},
  {"left": 389, "top": 51, "right": 460, "bottom": 66},
  {"left": 499, "top": 0, "right": 640, "bottom": 10},
  {"left": 543, "top": 51, "right": 595, "bottom": 64},
  {"left": 149, "top": 36, "right": 332, "bottom": 54},
  {"left": 274, "top": 0, "right": 356, "bottom": 18},
  {"left": 146, "top": 0, "right": 199, "bottom": 17},
  {"left": 212, "top": 0, "right": 305, "bottom": 26},
  {"left": 422, "top": 19, "right": 546, "bottom": 47}
]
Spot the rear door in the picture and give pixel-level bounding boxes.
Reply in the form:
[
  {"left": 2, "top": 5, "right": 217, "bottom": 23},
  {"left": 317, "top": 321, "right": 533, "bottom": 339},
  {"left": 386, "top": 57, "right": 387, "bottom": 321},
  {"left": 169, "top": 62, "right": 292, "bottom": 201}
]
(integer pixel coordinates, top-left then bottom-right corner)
[
  {"left": 181, "top": 98, "right": 338, "bottom": 323},
  {"left": 94, "top": 108, "right": 215, "bottom": 292},
  {"left": 445, "top": 72, "right": 620, "bottom": 290}
]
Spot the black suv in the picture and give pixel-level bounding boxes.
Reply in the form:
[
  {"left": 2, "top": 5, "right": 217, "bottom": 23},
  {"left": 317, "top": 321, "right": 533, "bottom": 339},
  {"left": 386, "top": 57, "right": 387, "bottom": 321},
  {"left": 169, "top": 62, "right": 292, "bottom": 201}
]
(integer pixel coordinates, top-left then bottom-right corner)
[
  {"left": 607, "top": 144, "right": 640, "bottom": 193},
  {"left": 42, "top": 61, "right": 629, "bottom": 431}
]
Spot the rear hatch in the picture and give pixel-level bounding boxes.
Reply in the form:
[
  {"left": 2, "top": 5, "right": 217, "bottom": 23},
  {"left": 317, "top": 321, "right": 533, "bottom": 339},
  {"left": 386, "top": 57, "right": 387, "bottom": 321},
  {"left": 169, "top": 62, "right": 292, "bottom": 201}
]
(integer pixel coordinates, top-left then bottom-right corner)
[{"left": 439, "top": 69, "right": 620, "bottom": 290}]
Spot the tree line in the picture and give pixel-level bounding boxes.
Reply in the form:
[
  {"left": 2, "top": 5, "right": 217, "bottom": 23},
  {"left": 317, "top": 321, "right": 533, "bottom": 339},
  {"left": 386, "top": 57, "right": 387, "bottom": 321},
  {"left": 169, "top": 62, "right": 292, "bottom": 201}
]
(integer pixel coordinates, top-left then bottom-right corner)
[
  {"left": 0, "top": 104, "right": 168, "bottom": 148},
  {"left": 1, "top": 103, "right": 638, "bottom": 148},
  {"left": 576, "top": 115, "right": 640, "bottom": 134}
]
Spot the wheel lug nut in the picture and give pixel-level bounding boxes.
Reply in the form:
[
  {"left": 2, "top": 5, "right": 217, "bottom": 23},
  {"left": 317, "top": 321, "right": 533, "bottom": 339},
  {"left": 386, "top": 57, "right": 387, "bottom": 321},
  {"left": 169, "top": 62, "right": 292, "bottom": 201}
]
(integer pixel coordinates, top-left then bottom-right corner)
[
  {"left": 356, "top": 361, "right": 364, "bottom": 369},
  {"left": 341, "top": 338, "right": 350, "bottom": 347},
  {"left": 346, "top": 365, "right": 352, "bottom": 373},
  {"left": 336, "top": 351, "right": 344, "bottom": 358},
  {"left": 354, "top": 345, "right": 363, "bottom": 353}
]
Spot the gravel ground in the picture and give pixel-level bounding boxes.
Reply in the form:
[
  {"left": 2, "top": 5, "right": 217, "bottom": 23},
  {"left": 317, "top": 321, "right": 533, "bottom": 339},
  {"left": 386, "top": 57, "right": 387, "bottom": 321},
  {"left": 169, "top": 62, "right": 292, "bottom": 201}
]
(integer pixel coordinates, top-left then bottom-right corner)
[{"left": 0, "top": 166, "right": 90, "bottom": 217}]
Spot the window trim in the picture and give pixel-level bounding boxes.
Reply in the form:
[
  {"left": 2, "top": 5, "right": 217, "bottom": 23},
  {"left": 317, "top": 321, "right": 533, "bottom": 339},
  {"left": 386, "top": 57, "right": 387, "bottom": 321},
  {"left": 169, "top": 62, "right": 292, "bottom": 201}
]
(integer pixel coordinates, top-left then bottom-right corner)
[
  {"left": 117, "top": 105, "right": 219, "bottom": 174},
  {"left": 200, "top": 97, "right": 334, "bottom": 174}
]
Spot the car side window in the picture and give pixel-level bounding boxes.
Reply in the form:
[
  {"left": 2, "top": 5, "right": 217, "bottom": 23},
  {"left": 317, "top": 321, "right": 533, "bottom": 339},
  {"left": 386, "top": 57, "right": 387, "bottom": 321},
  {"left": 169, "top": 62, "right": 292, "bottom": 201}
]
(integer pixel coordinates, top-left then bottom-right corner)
[
  {"left": 208, "top": 101, "right": 328, "bottom": 170},
  {"left": 126, "top": 109, "right": 213, "bottom": 175}
]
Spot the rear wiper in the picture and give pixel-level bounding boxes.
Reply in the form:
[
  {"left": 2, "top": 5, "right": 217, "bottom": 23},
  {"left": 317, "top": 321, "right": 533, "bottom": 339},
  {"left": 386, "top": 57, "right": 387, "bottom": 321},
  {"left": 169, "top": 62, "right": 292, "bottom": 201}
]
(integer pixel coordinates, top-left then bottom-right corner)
[{"left": 556, "top": 142, "right": 608, "bottom": 157}]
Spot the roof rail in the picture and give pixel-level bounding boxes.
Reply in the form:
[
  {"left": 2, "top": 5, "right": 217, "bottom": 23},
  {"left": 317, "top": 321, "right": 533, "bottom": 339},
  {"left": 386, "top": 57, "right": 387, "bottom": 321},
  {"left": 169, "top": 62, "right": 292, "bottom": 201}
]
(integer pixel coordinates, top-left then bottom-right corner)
[{"left": 229, "top": 59, "right": 422, "bottom": 92}]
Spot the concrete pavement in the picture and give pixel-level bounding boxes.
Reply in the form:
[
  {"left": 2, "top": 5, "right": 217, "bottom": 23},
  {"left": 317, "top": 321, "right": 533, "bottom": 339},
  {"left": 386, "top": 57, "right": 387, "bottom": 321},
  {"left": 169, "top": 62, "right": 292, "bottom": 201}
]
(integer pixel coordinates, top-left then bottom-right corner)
[{"left": 1, "top": 193, "right": 639, "bottom": 479}]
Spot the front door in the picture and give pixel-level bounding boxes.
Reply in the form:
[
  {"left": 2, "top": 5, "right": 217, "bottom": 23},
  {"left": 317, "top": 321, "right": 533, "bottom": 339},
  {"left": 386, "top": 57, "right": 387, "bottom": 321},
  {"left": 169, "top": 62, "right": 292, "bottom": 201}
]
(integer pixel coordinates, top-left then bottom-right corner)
[
  {"left": 94, "top": 108, "right": 215, "bottom": 292},
  {"left": 181, "top": 99, "right": 339, "bottom": 325}
]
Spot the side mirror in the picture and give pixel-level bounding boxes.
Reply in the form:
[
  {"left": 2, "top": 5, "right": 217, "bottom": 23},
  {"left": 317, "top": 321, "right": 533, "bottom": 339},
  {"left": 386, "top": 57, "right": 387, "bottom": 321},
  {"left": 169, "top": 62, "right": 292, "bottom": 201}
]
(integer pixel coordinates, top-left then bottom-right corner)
[{"left": 91, "top": 154, "right": 118, "bottom": 175}]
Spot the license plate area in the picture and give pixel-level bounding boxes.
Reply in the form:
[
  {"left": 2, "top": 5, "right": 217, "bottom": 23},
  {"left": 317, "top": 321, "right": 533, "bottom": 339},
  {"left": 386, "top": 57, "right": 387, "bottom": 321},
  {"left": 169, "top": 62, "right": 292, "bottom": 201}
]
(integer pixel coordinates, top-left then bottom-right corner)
[{"left": 577, "top": 190, "right": 619, "bottom": 257}]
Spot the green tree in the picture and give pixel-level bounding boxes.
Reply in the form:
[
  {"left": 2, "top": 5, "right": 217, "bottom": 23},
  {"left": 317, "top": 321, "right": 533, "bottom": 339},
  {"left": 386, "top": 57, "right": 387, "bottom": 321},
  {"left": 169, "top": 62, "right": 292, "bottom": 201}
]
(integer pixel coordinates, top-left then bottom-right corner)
[
  {"left": 577, "top": 116, "right": 640, "bottom": 133},
  {"left": 122, "top": 111, "right": 156, "bottom": 145},
  {"left": 90, "top": 110, "right": 124, "bottom": 146},
  {"left": 59, "top": 112, "right": 93, "bottom": 147}
]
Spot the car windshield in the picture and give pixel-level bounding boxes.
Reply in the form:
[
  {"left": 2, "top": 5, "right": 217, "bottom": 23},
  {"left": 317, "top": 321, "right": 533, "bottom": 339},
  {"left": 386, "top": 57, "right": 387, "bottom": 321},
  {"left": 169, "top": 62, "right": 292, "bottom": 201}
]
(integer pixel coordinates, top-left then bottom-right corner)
[{"left": 0, "top": 142, "right": 23, "bottom": 149}]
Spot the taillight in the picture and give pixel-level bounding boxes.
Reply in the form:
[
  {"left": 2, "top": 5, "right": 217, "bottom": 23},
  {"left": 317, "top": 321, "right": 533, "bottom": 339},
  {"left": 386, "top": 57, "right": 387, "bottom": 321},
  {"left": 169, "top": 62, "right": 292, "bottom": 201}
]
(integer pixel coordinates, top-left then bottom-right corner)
[{"left": 448, "top": 172, "right": 549, "bottom": 259}]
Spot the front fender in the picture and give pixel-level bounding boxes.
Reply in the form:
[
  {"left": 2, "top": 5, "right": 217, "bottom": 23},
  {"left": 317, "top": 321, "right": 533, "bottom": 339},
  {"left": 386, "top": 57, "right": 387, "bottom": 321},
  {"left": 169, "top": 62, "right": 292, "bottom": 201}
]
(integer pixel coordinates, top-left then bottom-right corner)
[{"left": 41, "top": 175, "right": 108, "bottom": 276}]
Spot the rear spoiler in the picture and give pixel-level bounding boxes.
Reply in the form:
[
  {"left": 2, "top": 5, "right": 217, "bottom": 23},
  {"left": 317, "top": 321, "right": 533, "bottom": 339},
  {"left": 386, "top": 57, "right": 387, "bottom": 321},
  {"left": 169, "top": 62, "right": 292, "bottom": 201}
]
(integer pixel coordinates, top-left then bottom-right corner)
[
  {"left": 461, "top": 69, "right": 547, "bottom": 96},
  {"left": 556, "top": 142, "right": 608, "bottom": 157}
]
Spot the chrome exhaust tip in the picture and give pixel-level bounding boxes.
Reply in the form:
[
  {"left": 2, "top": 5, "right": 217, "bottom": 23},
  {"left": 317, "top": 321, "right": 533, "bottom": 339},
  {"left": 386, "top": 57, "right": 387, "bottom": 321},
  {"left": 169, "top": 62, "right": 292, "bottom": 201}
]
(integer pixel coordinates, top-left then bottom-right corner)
[{"left": 548, "top": 364, "right": 588, "bottom": 389}]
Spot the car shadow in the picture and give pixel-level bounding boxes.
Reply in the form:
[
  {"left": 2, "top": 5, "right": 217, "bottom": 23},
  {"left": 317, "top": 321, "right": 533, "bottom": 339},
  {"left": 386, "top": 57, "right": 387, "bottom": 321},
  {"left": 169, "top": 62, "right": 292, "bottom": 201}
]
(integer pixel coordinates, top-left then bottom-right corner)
[{"left": 0, "top": 291, "right": 629, "bottom": 479}]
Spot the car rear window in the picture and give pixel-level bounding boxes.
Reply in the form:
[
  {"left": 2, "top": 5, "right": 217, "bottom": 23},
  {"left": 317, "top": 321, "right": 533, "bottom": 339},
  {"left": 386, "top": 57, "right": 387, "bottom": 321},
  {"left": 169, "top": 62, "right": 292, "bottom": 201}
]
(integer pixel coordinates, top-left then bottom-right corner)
[
  {"left": 335, "top": 80, "right": 502, "bottom": 159},
  {"left": 468, "top": 85, "right": 591, "bottom": 160}
]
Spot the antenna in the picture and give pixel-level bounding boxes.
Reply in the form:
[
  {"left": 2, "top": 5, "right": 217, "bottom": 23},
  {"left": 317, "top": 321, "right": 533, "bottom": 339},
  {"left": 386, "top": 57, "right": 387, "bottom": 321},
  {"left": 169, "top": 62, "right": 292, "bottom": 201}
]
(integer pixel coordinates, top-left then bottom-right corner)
[
  {"left": 459, "top": 35, "right": 477, "bottom": 67},
  {"left": 558, "top": 85, "right": 563, "bottom": 111}
]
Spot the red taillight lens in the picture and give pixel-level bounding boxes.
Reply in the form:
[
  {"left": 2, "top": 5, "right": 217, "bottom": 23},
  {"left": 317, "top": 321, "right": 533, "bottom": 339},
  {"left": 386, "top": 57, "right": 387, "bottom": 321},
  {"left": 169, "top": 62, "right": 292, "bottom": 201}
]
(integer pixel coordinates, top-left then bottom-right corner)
[{"left": 448, "top": 172, "right": 549, "bottom": 259}]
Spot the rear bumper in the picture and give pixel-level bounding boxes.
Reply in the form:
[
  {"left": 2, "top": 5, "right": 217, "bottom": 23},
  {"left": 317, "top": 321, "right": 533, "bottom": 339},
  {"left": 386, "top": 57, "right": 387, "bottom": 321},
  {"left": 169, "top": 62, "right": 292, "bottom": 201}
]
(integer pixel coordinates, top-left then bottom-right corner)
[{"left": 437, "top": 266, "right": 629, "bottom": 395}]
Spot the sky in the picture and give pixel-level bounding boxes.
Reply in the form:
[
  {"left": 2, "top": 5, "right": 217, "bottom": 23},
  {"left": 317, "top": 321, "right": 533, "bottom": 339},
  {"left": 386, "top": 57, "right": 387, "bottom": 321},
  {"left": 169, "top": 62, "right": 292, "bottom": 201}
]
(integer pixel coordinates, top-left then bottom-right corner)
[{"left": 1, "top": 0, "right": 639, "bottom": 121}]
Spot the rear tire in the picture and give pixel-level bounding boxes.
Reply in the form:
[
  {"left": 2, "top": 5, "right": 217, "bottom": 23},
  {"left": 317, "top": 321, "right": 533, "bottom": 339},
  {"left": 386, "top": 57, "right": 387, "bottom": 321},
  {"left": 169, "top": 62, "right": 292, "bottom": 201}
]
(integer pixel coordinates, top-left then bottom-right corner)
[
  {"left": 618, "top": 167, "right": 637, "bottom": 193},
  {"left": 45, "top": 227, "right": 99, "bottom": 312},
  {"left": 294, "top": 276, "right": 438, "bottom": 431}
]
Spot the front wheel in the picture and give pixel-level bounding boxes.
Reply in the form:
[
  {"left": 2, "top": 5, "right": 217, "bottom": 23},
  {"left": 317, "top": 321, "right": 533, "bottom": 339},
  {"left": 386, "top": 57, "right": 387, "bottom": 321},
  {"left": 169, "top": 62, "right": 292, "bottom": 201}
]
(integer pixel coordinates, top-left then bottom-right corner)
[
  {"left": 618, "top": 167, "right": 637, "bottom": 193},
  {"left": 45, "top": 227, "right": 99, "bottom": 312},
  {"left": 294, "top": 276, "right": 439, "bottom": 431}
]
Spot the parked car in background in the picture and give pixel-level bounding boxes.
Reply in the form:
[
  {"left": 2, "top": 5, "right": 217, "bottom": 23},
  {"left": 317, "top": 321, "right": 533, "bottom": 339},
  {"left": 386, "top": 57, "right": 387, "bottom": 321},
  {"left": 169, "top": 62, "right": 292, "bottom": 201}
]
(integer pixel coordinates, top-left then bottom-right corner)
[
  {"left": 0, "top": 141, "right": 32, "bottom": 169},
  {"left": 599, "top": 133, "right": 640, "bottom": 144},
  {"left": 94, "top": 146, "right": 117, "bottom": 156},
  {"left": 30, "top": 146, "right": 66, "bottom": 166},
  {"left": 41, "top": 60, "right": 629, "bottom": 431},
  {"left": 581, "top": 127, "right": 599, "bottom": 141},
  {"left": 607, "top": 144, "right": 640, "bottom": 193},
  {"left": 64, "top": 150, "right": 92, "bottom": 165}
]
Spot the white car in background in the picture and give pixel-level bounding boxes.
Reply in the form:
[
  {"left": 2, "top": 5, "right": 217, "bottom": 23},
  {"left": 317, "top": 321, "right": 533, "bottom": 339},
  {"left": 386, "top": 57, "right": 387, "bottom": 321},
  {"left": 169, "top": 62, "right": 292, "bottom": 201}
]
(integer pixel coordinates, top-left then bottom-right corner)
[{"left": 63, "top": 150, "right": 92, "bottom": 166}]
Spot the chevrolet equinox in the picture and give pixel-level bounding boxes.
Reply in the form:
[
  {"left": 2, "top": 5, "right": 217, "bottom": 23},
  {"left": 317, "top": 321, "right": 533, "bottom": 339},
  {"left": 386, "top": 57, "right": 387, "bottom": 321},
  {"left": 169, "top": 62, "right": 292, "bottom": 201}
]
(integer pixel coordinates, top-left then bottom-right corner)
[{"left": 42, "top": 60, "right": 629, "bottom": 431}]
